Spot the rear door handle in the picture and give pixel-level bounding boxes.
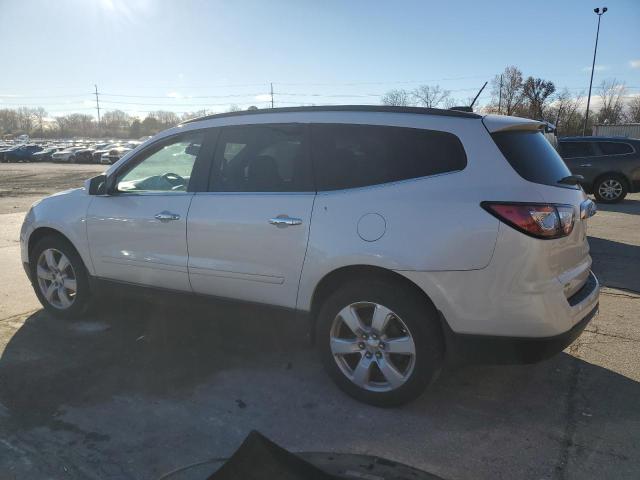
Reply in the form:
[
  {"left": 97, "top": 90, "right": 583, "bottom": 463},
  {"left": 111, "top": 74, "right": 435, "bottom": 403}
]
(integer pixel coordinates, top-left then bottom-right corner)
[
  {"left": 269, "top": 215, "right": 303, "bottom": 227},
  {"left": 154, "top": 211, "right": 181, "bottom": 222},
  {"left": 579, "top": 163, "right": 592, "bottom": 167}
]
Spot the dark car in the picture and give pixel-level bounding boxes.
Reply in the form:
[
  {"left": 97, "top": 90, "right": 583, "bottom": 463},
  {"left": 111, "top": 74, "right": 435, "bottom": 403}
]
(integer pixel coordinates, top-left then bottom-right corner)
[
  {"left": 558, "top": 136, "right": 640, "bottom": 203},
  {"left": 3, "top": 144, "right": 44, "bottom": 162},
  {"left": 75, "top": 147, "right": 96, "bottom": 164},
  {"left": 0, "top": 145, "right": 18, "bottom": 162},
  {"left": 31, "top": 147, "right": 61, "bottom": 162}
]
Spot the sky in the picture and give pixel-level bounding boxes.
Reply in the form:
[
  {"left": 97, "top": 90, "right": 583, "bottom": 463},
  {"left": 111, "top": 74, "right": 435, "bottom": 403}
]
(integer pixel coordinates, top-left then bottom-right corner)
[{"left": 0, "top": 0, "right": 638, "bottom": 118}]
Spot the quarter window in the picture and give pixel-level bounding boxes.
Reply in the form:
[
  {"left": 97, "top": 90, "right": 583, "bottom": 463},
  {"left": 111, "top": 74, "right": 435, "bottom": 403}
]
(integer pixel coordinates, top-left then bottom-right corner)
[
  {"left": 209, "top": 124, "right": 312, "bottom": 192},
  {"left": 597, "top": 142, "right": 633, "bottom": 155},
  {"left": 116, "top": 132, "right": 203, "bottom": 193},
  {"left": 311, "top": 124, "right": 467, "bottom": 191}
]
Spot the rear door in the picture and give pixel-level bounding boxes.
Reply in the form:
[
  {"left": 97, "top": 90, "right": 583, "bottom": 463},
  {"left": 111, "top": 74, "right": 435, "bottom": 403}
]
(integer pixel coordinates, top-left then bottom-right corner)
[
  {"left": 187, "top": 123, "right": 315, "bottom": 308},
  {"left": 557, "top": 141, "right": 598, "bottom": 182}
]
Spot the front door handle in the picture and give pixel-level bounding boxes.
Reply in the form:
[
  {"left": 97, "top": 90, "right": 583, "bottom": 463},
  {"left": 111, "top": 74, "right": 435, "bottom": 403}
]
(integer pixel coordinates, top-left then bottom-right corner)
[
  {"left": 579, "top": 163, "right": 592, "bottom": 167},
  {"left": 154, "top": 211, "right": 181, "bottom": 222},
  {"left": 269, "top": 215, "right": 303, "bottom": 227}
]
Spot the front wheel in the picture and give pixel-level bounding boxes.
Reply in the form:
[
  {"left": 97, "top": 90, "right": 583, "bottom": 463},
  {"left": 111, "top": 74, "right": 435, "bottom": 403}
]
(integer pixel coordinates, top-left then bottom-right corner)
[
  {"left": 594, "top": 175, "right": 627, "bottom": 203},
  {"left": 30, "top": 235, "right": 92, "bottom": 318},
  {"left": 316, "top": 279, "right": 444, "bottom": 407}
]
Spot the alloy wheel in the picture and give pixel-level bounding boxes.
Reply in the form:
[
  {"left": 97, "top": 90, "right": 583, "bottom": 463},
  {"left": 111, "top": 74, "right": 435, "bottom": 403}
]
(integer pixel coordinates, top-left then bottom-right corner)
[
  {"left": 598, "top": 179, "right": 623, "bottom": 201},
  {"left": 36, "top": 248, "right": 77, "bottom": 309},
  {"left": 329, "top": 302, "right": 416, "bottom": 392}
]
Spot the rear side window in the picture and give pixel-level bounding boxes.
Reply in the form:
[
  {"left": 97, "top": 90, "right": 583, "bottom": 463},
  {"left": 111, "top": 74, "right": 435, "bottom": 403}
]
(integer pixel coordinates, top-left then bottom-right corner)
[
  {"left": 598, "top": 142, "right": 634, "bottom": 155},
  {"left": 492, "top": 131, "right": 575, "bottom": 188},
  {"left": 209, "top": 124, "right": 313, "bottom": 192},
  {"left": 311, "top": 124, "right": 467, "bottom": 191},
  {"left": 558, "top": 141, "right": 596, "bottom": 158}
]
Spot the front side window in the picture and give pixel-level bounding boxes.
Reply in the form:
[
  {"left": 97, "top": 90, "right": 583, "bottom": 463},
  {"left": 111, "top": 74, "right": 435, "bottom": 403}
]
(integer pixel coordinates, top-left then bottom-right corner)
[
  {"left": 311, "top": 124, "right": 467, "bottom": 191},
  {"left": 598, "top": 142, "right": 634, "bottom": 155},
  {"left": 210, "top": 124, "right": 312, "bottom": 192},
  {"left": 116, "top": 132, "right": 203, "bottom": 193},
  {"left": 558, "top": 141, "right": 595, "bottom": 159}
]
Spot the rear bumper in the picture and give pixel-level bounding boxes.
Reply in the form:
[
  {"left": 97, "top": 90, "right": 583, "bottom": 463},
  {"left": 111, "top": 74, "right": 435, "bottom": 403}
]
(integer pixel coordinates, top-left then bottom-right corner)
[{"left": 442, "top": 302, "right": 598, "bottom": 364}]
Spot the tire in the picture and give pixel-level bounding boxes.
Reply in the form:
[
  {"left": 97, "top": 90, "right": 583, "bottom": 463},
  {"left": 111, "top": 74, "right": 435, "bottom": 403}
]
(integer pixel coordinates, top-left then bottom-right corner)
[
  {"left": 593, "top": 175, "right": 628, "bottom": 203},
  {"left": 316, "top": 278, "right": 444, "bottom": 407},
  {"left": 29, "top": 235, "right": 92, "bottom": 319}
]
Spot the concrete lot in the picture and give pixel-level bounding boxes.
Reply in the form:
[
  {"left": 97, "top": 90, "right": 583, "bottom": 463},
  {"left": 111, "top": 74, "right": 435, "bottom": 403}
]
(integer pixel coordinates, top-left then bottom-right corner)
[{"left": 0, "top": 163, "right": 638, "bottom": 479}]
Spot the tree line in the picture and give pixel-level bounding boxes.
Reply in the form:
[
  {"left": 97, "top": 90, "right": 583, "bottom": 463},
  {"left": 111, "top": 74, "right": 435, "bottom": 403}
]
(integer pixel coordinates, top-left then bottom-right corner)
[{"left": 381, "top": 65, "right": 640, "bottom": 136}]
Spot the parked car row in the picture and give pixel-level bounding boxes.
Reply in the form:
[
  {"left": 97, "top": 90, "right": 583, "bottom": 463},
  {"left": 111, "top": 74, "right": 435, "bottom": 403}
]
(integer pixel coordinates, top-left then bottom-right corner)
[{"left": 0, "top": 139, "right": 144, "bottom": 164}]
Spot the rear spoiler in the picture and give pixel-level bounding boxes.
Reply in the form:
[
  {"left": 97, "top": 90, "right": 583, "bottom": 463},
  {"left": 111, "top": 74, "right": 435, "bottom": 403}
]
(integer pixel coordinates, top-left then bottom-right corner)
[{"left": 482, "top": 115, "right": 547, "bottom": 133}]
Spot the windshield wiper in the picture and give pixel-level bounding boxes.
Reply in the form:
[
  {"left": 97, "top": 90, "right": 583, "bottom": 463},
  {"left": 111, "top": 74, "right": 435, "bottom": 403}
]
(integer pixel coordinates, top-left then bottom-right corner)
[{"left": 558, "top": 174, "right": 584, "bottom": 185}]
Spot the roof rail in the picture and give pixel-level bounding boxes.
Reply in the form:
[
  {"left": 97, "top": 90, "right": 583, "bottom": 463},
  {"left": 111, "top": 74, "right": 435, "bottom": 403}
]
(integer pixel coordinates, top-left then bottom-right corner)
[{"left": 181, "top": 105, "right": 481, "bottom": 124}]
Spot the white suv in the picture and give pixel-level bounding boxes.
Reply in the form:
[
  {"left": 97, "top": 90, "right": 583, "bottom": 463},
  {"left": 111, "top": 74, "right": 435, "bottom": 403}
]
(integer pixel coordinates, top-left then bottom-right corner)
[{"left": 20, "top": 106, "right": 599, "bottom": 406}]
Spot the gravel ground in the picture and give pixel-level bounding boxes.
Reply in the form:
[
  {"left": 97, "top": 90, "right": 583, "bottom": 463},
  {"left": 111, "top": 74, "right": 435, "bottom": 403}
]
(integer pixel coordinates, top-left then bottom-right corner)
[{"left": 0, "top": 163, "right": 638, "bottom": 480}]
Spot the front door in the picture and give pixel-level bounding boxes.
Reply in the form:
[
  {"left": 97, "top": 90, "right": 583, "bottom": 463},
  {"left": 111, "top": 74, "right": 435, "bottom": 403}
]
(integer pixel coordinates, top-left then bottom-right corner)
[
  {"left": 87, "top": 131, "right": 206, "bottom": 291},
  {"left": 187, "top": 124, "right": 315, "bottom": 308}
]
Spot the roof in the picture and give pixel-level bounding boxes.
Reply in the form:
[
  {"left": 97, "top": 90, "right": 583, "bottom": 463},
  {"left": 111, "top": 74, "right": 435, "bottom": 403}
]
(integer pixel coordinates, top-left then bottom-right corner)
[
  {"left": 180, "top": 105, "right": 481, "bottom": 125},
  {"left": 560, "top": 136, "right": 638, "bottom": 141}
]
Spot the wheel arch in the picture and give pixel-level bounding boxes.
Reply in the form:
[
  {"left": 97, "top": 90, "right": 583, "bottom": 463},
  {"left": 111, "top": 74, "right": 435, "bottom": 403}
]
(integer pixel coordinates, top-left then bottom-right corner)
[
  {"left": 594, "top": 171, "right": 630, "bottom": 189},
  {"left": 308, "top": 265, "right": 442, "bottom": 342},
  {"left": 28, "top": 227, "right": 81, "bottom": 264}
]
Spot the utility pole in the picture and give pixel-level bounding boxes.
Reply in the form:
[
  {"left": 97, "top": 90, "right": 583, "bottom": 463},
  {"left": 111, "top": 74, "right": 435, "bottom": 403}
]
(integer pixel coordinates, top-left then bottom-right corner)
[
  {"left": 583, "top": 7, "right": 607, "bottom": 136},
  {"left": 270, "top": 82, "right": 274, "bottom": 108},
  {"left": 94, "top": 84, "right": 101, "bottom": 133},
  {"left": 498, "top": 74, "right": 503, "bottom": 114}
]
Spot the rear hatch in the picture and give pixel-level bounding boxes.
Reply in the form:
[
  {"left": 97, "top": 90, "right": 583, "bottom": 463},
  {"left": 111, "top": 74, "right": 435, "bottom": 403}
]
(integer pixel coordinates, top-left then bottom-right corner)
[{"left": 483, "top": 115, "right": 593, "bottom": 298}]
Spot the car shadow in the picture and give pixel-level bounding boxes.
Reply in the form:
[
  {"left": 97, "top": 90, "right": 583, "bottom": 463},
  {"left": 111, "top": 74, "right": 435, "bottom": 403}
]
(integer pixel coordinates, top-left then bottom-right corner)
[
  {"left": 0, "top": 294, "right": 639, "bottom": 478},
  {"left": 0, "top": 295, "right": 310, "bottom": 428},
  {"left": 593, "top": 197, "right": 640, "bottom": 216},
  {"left": 588, "top": 236, "right": 640, "bottom": 292}
]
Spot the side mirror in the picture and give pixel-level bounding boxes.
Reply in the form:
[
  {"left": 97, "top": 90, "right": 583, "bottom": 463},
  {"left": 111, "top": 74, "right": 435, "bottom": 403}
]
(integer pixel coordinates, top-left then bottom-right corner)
[{"left": 86, "top": 174, "right": 107, "bottom": 195}]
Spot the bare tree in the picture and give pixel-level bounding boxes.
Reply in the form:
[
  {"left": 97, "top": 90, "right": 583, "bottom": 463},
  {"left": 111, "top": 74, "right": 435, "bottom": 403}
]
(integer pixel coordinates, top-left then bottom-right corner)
[
  {"left": 548, "top": 89, "right": 584, "bottom": 135},
  {"left": 627, "top": 95, "right": 640, "bottom": 123},
  {"left": 412, "top": 85, "right": 450, "bottom": 108},
  {"left": 0, "top": 109, "right": 19, "bottom": 134},
  {"left": 32, "top": 107, "right": 47, "bottom": 137},
  {"left": 16, "top": 107, "right": 35, "bottom": 133},
  {"left": 102, "top": 110, "right": 131, "bottom": 134},
  {"left": 227, "top": 104, "right": 241, "bottom": 112},
  {"left": 149, "top": 110, "right": 180, "bottom": 126},
  {"left": 490, "top": 66, "right": 524, "bottom": 115},
  {"left": 522, "top": 77, "right": 556, "bottom": 119},
  {"left": 381, "top": 89, "right": 414, "bottom": 106},
  {"left": 597, "top": 79, "right": 626, "bottom": 124}
]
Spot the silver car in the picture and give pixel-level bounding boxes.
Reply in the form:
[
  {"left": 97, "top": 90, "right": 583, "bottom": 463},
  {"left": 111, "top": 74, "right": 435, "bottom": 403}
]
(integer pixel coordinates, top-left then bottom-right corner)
[{"left": 20, "top": 106, "right": 599, "bottom": 406}]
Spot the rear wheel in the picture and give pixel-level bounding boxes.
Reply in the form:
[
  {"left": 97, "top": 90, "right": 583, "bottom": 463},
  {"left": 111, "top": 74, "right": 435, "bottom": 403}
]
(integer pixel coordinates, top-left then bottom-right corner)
[
  {"left": 594, "top": 175, "right": 627, "bottom": 203},
  {"left": 316, "top": 279, "right": 443, "bottom": 407},
  {"left": 30, "top": 235, "right": 92, "bottom": 318}
]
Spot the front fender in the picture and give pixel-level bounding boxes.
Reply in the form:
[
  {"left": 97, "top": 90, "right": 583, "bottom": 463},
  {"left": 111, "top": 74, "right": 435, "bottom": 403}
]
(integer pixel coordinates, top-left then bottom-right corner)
[{"left": 22, "top": 189, "right": 95, "bottom": 275}]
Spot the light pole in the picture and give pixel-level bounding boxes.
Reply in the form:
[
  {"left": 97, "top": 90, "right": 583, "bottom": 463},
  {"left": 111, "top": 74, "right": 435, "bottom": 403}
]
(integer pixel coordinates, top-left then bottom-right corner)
[{"left": 583, "top": 7, "right": 607, "bottom": 136}]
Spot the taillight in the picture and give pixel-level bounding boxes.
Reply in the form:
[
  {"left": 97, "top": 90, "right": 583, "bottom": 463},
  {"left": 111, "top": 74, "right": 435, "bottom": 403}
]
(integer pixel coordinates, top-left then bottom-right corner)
[{"left": 481, "top": 202, "right": 575, "bottom": 239}]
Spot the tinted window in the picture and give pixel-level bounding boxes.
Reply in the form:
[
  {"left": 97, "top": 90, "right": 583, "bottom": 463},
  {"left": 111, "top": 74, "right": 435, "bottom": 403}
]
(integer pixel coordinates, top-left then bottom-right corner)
[
  {"left": 116, "top": 132, "right": 203, "bottom": 193},
  {"left": 493, "top": 131, "right": 575, "bottom": 188},
  {"left": 558, "top": 141, "right": 596, "bottom": 158},
  {"left": 598, "top": 142, "right": 634, "bottom": 155},
  {"left": 311, "top": 124, "right": 466, "bottom": 191},
  {"left": 210, "top": 124, "right": 312, "bottom": 192}
]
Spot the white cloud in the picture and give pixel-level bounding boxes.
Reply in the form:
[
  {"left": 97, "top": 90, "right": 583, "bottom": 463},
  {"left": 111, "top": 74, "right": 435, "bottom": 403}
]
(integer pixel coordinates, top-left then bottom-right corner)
[
  {"left": 630, "top": 60, "right": 640, "bottom": 69},
  {"left": 582, "top": 65, "right": 609, "bottom": 72},
  {"left": 254, "top": 94, "right": 272, "bottom": 102},
  {"left": 167, "top": 92, "right": 182, "bottom": 98}
]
